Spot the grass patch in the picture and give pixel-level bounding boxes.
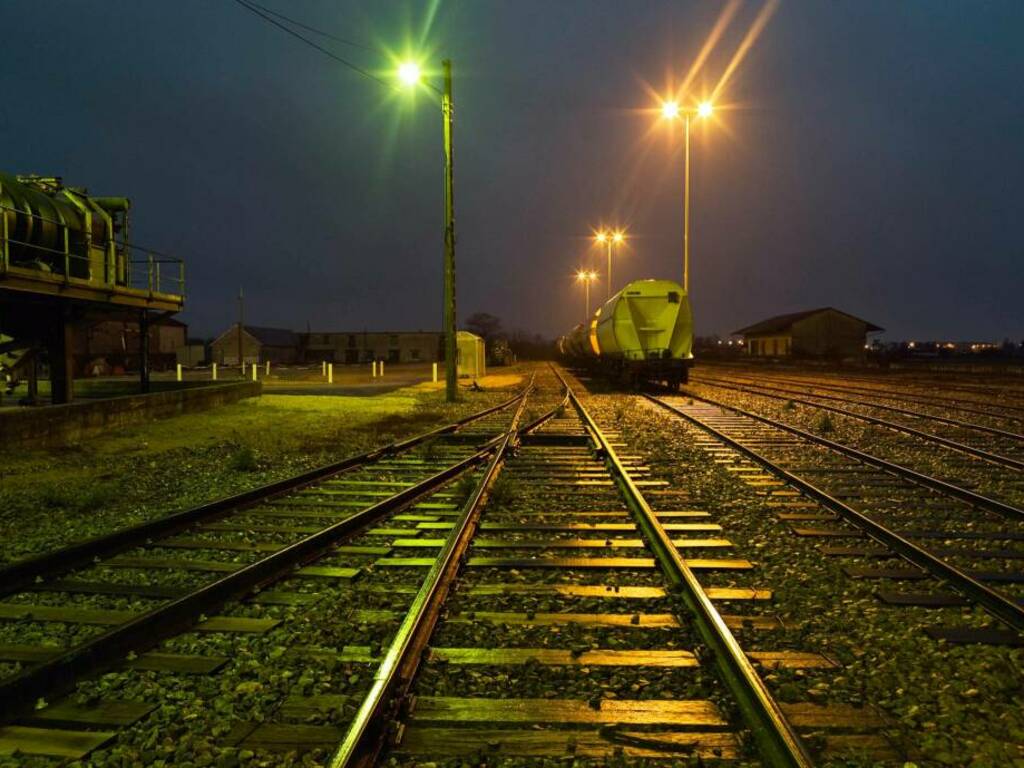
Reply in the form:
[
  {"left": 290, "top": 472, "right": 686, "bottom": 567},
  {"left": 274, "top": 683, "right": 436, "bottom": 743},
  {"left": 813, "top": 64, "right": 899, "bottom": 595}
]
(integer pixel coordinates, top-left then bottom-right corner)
[
  {"left": 816, "top": 412, "right": 834, "bottom": 433},
  {"left": 228, "top": 446, "right": 258, "bottom": 472}
]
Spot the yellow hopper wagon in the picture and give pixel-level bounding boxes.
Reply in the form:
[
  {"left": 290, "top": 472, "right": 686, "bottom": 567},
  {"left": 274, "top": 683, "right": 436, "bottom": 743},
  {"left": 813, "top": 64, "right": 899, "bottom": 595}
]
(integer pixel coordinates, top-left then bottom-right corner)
[{"left": 558, "top": 278, "right": 694, "bottom": 389}]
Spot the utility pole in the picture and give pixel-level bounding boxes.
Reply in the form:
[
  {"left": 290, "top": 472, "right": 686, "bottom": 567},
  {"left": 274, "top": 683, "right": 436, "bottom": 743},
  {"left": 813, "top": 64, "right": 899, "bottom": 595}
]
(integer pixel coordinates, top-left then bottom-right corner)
[
  {"left": 442, "top": 59, "right": 457, "bottom": 402},
  {"left": 683, "top": 113, "right": 691, "bottom": 295},
  {"left": 238, "top": 287, "right": 244, "bottom": 374}
]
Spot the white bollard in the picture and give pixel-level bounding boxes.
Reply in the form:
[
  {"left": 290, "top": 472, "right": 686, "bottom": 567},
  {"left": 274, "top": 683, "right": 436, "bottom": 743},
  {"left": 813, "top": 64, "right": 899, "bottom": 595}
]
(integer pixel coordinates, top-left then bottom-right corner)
[
  {"left": 328, "top": 363, "right": 333, "bottom": 384},
  {"left": 241, "top": 361, "right": 246, "bottom": 377},
  {"left": 212, "top": 363, "right": 218, "bottom": 381},
  {"left": 372, "top": 361, "right": 377, "bottom": 378},
  {"left": 252, "top": 364, "right": 257, "bottom": 381},
  {"left": 265, "top": 361, "right": 270, "bottom": 376},
  {"left": 322, "top": 360, "right": 326, "bottom": 377},
  {"left": 432, "top": 362, "right": 438, "bottom": 383},
  {"left": 380, "top": 360, "right": 384, "bottom": 377},
  {"left": 176, "top": 363, "right": 182, "bottom": 382}
]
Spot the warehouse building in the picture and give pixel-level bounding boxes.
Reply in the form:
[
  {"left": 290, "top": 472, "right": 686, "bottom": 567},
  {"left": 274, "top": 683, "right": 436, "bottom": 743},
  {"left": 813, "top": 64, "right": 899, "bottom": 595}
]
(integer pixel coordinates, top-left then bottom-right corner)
[
  {"left": 304, "top": 332, "right": 443, "bottom": 364},
  {"left": 210, "top": 325, "right": 300, "bottom": 365},
  {"left": 735, "top": 308, "right": 883, "bottom": 359},
  {"left": 74, "top": 318, "right": 187, "bottom": 376}
]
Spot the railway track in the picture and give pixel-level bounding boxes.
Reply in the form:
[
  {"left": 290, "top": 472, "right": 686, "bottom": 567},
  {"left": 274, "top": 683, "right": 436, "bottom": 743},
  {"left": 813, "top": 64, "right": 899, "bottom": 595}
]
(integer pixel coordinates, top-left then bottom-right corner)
[
  {"left": 690, "top": 372, "right": 1024, "bottom": 479},
  {"left": 647, "top": 390, "right": 1024, "bottom": 645},
  {"left": 321, "top": 367, "right": 909, "bottom": 767},
  {"left": 0, "top": 381, "right": 540, "bottom": 760},
  {"left": 704, "top": 369, "right": 1024, "bottom": 425}
]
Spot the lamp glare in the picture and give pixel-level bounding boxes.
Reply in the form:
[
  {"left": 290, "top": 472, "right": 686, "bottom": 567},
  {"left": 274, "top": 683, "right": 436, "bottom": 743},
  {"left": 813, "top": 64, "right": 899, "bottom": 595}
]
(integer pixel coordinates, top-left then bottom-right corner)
[{"left": 398, "top": 61, "right": 421, "bottom": 86}]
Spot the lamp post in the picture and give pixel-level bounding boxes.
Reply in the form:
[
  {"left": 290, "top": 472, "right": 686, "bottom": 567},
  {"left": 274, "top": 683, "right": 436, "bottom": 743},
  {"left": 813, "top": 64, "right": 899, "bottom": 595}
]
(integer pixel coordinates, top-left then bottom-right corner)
[
  {"left": 399, "top": 60, "right": 458, "bottom": 402},
  {"left": 594, "top": 229, "right": 625, "bottom": 299},
  {"left": 576, "top": 270, "right": 598, "bottom": 323},
  {"left": 661, "top": 99, "right": 712, "bottom": 295}
]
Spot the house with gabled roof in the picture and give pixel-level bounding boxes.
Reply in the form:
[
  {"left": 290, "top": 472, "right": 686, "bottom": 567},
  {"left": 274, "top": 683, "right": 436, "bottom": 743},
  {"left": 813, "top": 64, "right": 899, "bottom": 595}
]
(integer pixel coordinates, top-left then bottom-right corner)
[
  {"left": 734, "top": 308, "right": 883, "bottom": 358},
  {"left": 209, "top": 324, "right": 300, "bottom": 365}
]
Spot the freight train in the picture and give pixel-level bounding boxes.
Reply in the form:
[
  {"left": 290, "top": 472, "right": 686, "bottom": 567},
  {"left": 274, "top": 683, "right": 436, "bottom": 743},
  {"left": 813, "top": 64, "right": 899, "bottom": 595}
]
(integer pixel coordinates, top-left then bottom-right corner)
[{"left": 558, "top": 278, "right": 694, "bottom": 389}]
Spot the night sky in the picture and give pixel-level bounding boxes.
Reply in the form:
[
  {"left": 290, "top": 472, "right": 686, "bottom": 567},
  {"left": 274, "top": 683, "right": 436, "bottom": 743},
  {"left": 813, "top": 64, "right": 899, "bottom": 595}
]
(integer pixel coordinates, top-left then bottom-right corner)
[{"left": 4, "top": 1, "right": 1022, "bottom": 342}]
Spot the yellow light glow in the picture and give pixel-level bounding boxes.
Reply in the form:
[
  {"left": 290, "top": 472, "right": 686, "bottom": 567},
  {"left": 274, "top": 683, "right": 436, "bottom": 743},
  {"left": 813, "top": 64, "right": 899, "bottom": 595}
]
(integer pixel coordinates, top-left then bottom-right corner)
[
  {"left": 398, "top": 61, "right": 421, "bottom": 86},
  {"left": 612, "top": 230, "right": 625, "bottom": 244},
  {"left": 594, "top": 232, "right": 607, "bottom": 243},
  {"left": 661, "top": 100, "right": 680, "bottom": 119},
  {"left": 698, "top": 101, "right": 713, "bottom": 118}
]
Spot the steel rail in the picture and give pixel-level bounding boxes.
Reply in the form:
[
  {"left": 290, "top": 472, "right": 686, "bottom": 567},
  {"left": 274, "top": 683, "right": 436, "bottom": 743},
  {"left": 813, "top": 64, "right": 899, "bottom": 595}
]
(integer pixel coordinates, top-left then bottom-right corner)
[
  {"left": 0, "top": 389, "right": 528, "bottom": 597},
  {"left": 694, "top": 373, "right": 1024, "bottom": 444},
  {"left": 0, "top": 426, "right": 514, "bottom": 725},
  {"left": 670, "top": 390, "right": 1024, "bottom": 522},
  {"left": 554, "top": 370, "right": 814, "bottom": 768},
  {"left": 692, "top": 375, "right": 1024, "bottom": 470},
  {"left": 647, "top": 395, "right": 1024, "bottom": 633},
  {"left": 726, "top": 370, "right": 1024, "bottom": 421},
  {"left": 329, "top": 383, "right": 536, "bottom": 768}
]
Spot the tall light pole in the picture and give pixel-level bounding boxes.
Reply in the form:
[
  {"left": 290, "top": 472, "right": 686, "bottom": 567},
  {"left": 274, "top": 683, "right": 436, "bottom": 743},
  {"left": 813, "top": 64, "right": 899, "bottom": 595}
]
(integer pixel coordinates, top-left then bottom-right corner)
[
  {"left": 594, "top": 229, "right": 625, "bottom": 298},
  {"left": 399, "top": 60, "right": 458, "bottom": 402},
  {"left": 661, "top": 99, "right": 712, "bottom": 295},
  {"left": 576, "top": 270, "right": 598, "bottom": 323}
]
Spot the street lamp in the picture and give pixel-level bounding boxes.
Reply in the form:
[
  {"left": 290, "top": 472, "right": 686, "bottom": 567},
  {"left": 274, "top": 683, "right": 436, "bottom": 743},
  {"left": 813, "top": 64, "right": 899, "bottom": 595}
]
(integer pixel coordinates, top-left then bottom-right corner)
[
  {"left": 593, "top": 229, "right": 625, "bottom": 299},
  {"left": 399, "top": 59, "right": 458, "bottom": 402},
  {"left": 661, "top": 99, "right": 713, "bottom": 295},
  {"left": 576, "top": 269, "right": 598, "bottom": 322}
]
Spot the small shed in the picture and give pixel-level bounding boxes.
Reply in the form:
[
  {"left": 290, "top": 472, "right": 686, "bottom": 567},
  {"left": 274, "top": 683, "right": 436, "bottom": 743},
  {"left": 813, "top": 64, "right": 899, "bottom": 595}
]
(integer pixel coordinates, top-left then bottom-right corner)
[
  {"left": 457, "top": 331, "right": 486, "bottom": 379},
  {"left": 734, "top": 308, "right": 883, "bottom": 359},
  {"left": 210, "top": 325, "right": 300, "bottom": 365}
]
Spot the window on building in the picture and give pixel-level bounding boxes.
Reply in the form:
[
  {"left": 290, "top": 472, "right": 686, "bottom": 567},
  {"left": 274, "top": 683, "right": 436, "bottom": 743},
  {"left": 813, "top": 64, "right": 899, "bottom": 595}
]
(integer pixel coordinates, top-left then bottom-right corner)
[
  {"left": 410, "top": 349, "right": 421, "bottom": 361},
  {"left": 389, "top": 335, "right": 399, "bottom": 346},
  {"left": 388, "top": 349, "right": 400, "bottom": 363},
  {"left": 348, "top": 335, "right": 357, "bottom": 348}
]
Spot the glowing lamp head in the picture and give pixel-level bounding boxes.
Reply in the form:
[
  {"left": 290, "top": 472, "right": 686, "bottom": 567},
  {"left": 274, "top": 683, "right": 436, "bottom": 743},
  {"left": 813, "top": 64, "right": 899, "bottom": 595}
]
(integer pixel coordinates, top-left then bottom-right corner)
[
  {"left": 698, "top": 101, "right": 713, "bottom": 119},
  {"left": 594, "top": 232, "right": 607, "bottom": 244},
  {"left": 398, "top": 61, "right": 421, "bottom": 86},
  {"left": 661, "top": 100, "right": 680, "bottom": 119},
  {"left": 612, "top": 231, "right": 624, "bottom": 244}
]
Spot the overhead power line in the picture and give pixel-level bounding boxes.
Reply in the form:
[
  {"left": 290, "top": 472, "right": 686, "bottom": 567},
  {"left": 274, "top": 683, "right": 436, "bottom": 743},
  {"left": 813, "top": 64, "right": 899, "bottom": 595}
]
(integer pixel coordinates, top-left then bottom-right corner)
[
  {"left": 238, "top": 0, "right": 378, "bottom": 53},
  {"left": 230, "top": 0, "right": 387, "bottom": 88}
]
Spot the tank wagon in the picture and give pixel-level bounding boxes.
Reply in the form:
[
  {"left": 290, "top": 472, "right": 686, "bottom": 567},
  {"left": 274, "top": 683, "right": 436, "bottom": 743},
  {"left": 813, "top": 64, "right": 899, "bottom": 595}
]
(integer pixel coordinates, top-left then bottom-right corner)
[{"left": 558, "top": 278, "right": 693, "bottom": 388}]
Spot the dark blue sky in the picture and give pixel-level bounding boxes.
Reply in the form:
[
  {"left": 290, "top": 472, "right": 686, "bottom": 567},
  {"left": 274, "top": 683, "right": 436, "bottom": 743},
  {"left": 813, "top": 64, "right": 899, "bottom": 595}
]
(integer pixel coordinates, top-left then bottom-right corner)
[{"left": 3, "top": 1, "right": 1022, "bottom": 341}]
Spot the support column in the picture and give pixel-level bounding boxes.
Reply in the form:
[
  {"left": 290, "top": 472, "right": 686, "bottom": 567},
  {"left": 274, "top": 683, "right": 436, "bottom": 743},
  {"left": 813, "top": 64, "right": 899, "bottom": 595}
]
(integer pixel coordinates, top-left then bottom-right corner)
[
  {"left": 26, "top": 350, "right": 39, "bottom": 405},
  {"left": 49, "top": 310, "right": 74, "bottom": 405},
  {"left": 140, "top": 310, "right": 150, "bottom": 394}
]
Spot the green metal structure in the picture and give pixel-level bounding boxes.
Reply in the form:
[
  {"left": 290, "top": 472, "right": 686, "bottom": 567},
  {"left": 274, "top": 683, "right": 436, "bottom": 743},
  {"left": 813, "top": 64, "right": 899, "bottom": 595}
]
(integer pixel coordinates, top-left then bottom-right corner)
[{"left": 0, "top": 172, "right": 185, "bottom": 403}]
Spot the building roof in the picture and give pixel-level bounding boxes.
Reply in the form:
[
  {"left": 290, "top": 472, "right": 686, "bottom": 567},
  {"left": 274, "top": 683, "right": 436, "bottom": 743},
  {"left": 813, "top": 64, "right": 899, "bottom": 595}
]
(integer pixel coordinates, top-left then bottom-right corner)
[
  {"left": 733, "top": 308, "right": 883, "bottom": 336},
  {"left": 210, "top": 324, "right": 299, "bottom": 348},
  {"left": 244, "top": 325, "right": 299, "bottom": 347}
]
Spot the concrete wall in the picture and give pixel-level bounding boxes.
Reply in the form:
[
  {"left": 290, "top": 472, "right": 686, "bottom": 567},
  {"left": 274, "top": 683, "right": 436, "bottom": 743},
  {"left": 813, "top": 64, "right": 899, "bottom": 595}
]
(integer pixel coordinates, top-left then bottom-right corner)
[{"left": 0, "top": 381, "right": 261, "bottom": 450}]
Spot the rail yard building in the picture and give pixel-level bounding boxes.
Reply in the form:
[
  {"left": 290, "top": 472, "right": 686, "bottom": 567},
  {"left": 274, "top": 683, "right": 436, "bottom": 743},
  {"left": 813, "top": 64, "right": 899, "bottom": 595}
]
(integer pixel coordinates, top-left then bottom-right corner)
[
  {"left": 735, "top": 307, "right": 883, "bottom": 359},
  {"left": 304, "top": 331, "right": 443, "bottom": 364},
  {"left": 75, "top": 317, "right": 187, "bottom": 375},
  {"left": 210, "top": 325, "right": 300, "bottom": 366}
]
